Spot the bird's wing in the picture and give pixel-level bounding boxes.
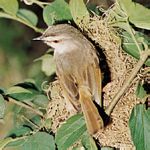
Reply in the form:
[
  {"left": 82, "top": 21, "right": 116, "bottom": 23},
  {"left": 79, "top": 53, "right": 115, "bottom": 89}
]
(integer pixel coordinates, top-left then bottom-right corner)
[
  {"left": 86, "top": 48, "right": 102, "bottom": 106},
  {"left": 56, "top": 67, "right": 80, "bottom": 111}
]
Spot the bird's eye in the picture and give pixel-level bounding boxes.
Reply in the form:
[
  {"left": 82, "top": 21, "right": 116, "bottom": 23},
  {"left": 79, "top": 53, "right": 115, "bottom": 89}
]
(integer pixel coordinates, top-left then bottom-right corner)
[{"left": 53, "top": 40, "right": 59, "bottom": 43}]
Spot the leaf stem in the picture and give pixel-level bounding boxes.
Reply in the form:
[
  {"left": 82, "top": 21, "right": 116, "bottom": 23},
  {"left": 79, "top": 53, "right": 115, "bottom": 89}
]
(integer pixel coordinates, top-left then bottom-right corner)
[
  {"left": 34, "top": 1, "right": 49, "bottom": 8},
  {"left": 105, "top": 50, "right": 150, "bottom": 116},
  {"left": 8, "top": 98, "right": 44, "bottom": 117},
  {"left": 127, "top": 21, "right": 142, "bottom": 53},
  {"left": 15, "top": 16, "right": 44, "bottom": 33},
  {"left": 0, "top": 136, "right": 28, "bottom": 149},
  {"left": 0, "top": 12, "right": 43, "bottom": 33}
]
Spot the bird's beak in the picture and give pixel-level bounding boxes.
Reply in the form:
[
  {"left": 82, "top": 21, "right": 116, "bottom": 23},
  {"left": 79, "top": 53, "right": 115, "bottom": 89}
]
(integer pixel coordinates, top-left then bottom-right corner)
[{"left": 32, "top": 36, "right": 44, "bottom": 41}]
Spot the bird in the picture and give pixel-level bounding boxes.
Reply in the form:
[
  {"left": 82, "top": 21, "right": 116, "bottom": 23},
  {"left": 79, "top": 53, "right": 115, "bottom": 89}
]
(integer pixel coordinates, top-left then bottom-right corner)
[{"left": 34, "top": 24, "right": 104, "bottom": 135}]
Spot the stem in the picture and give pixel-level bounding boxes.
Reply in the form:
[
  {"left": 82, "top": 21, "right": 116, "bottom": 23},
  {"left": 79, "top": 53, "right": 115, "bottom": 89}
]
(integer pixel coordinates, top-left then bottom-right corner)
[
  {"left": 127, "top": 22, "right": 142, "bottom": 54},
  {"left": 0, "top": 12, "right": 43, "bottom": 33},
  {"left": 22, "top": 116, "right": 40, "bottom": 128},
  {"left": 34, "top": 1, "right": 49, "bottom": 8},
  {"left": 0, "top": 136, "right": 28, "bottom": 149},
  {"left": 15, "top": 17, "right": 44, "bottom": 33},
  {"left": 105, "top": 50, "right": 150, "bottom": 116},
  {"left": 9, "top": 98, "right": 44, "bottom": 117}
]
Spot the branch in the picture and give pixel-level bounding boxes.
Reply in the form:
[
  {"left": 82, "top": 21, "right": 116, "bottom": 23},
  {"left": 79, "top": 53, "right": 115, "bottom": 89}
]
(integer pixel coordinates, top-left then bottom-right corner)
[{"left": 105, "top": 50, "right": 150, "bottom": 116}]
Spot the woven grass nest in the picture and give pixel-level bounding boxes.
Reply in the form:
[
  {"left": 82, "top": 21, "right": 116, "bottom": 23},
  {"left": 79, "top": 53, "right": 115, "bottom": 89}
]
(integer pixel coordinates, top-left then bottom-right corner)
[{"left": 46, "top": 13, "right": 144, "bottom": 149}]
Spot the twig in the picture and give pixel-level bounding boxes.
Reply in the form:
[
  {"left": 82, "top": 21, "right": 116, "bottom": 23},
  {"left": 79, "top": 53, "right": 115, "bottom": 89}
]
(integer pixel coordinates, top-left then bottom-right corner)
[
  {"left": 8, "top": 98, "right": 44, "bottom": 117},
  {"left": 105, "top": 50, "right": 150, "bottom": 116}
]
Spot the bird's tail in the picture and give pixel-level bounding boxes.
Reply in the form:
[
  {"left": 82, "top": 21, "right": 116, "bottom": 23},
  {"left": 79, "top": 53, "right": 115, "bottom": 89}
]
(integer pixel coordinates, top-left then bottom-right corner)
[{"left": 79, "top": 85, "right": 104, "bottom": 135}]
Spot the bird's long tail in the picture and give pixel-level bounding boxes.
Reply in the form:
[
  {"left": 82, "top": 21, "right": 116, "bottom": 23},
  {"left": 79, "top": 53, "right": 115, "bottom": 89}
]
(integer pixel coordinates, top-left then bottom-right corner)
[{"left": 79, "top": 86, "right": 104, "bottom": 135}]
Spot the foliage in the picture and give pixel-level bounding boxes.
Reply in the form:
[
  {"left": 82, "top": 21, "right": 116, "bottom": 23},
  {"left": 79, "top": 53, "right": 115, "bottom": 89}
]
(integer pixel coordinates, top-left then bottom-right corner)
[
  {"left": 129, "top": 104, "right": 150, "bottom": 150},
  {"left": 0, "top": 94, "right": 5, "bottom": 118},
  {"left": 0, "top": 0, "right": 150, "bottom": 150},
  {"left": 69, "top": 0, "right": 89, "bottom": 25},
  {"left": 55, "top": 114, "right": 86, "bottom": 150},
  {"left": 43, "top": 0, "right": 72, "bottom": 26}
]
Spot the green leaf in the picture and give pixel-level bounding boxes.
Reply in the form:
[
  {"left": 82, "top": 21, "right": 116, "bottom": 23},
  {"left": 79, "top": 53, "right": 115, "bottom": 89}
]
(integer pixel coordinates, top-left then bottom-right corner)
[
  {"left": 17, "top": 9, "right": 38, "bottom": 26},
  {"left": 44, "top": 118, "right": 52, "bottom": 130},
  {"left": 15, "top": 79, "right": 40, "bottom": 92},
  {"left": 122, "top": 31, "right": 150, "bottom": 66},
  {"left": 22, "top": 132, "right": 55, "bottom": 150},
  {"left": 0, "top": 87, "right": 5, "bottom": 94},
  {"left": 81, "top": 132, "right": 97, "bottom": 150},
  {"left": 29, "top": 115, "right": 42, "bottom": 129},
  {"left": 36, "top": 54, "right": 56, "bottom": 76},
  {"left": 0, "top": 94, "right": 5, "bottom": 119},
  {"left": 136, "top": 82, "right": 147, "bottom": 99},
  {"left": 69, "top": 0, "right": 89, "bottom": 25},
  {"left": 7, "top": 126, "right": 32, "bottom": 147},
  {"left": 0, "top": 0, "right": 18, "bottom": 15},
  {"left": 6, "top": 132, "right": 55, "bottom": 150},
  {"left": 6, "top": 86, "right": 35, "bottom": 101},
  {"left": 129, "top": 104, "right": 150, "bottom": 150},
  {"left": 87, "top": 4, "right": 101, "bottom": 15},
  {"left": 8, "top": 126, "right": 31, "bottom": 138},
  {"left": 118, "top": 0, "right": 150, "bottom": 30},
  {"left": 43, "top": 0, "right": 72, "bottom": 26},
  {"left": 55, "top": 114, "right": 86, "bottom": 150},
  {"left": 32, "top": 94, "right": 49, "bottom": 108}
]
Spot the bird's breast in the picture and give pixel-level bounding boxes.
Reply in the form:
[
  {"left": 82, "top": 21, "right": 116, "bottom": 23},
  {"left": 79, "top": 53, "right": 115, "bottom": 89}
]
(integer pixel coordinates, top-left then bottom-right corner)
[{"left": 54, "top": 48, "right": 86, "bottom": 75}]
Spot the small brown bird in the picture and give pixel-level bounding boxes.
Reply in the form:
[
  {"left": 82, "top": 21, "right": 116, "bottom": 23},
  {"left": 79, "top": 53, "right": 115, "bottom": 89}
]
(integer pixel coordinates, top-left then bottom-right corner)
[{"left": 35, "top": 24, "right": 103, "bottom": 135}]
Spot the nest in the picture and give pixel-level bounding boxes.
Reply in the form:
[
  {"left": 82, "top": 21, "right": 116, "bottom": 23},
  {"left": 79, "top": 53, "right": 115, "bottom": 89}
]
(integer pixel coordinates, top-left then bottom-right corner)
[{"left": 46, "top": 12, "right": 145, "bottom": 149}]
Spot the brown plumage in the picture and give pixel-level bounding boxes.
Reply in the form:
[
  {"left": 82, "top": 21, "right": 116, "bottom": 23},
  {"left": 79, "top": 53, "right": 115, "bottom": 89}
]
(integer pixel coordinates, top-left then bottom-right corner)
[{"left": 36, "top": 24, "right": 103, "bottom": 135}]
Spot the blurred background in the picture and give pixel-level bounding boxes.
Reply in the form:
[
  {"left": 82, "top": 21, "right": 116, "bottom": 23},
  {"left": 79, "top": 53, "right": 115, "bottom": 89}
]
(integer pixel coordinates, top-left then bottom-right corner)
[{"left": 0, "top": 2, "right": 48, "bottom": 88}]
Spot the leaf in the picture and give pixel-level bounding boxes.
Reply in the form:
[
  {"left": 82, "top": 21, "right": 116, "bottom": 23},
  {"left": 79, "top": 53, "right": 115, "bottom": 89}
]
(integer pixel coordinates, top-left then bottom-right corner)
[
  {"left": 118, "top": 0, "right": 150, "bottom": 30},
  {"left": 129, "top": 104, "right": 150, "bottom": 150},
  {"left": 69, "top": 0, "right": 89, "bottom": 25},
  {"left": 8, "top": 125, "right": 31, "bottom": 138},
  {"left": 44, "top": 118, "right": 52, "bottom": 130},
  {"left": 55, "top": 114, "right": 86, "bottom": 150},
  {"left": 0, "top": 94, "right": 5, "bottom": 119},
  {"left": 17, "top": 9, "right": 38, "bottom": 26},
  {"left": 30, "top": 115, "right": 42, "bottom": 126},
  {"left": 43, "top": 0, "right": 72, "bottom": 26},
  {"left": 7, "top": 126, "right": 32, "bottom": 147},
  {"left": 136, "top": 82, "right": 147, "bottom": 99},
  {"left": 15, "top": 79, "right": 40, "bottom": 92},
  {"left": 122, "top": 31, "right": 150, "bottom": 66},
  {"left": 87, "top": 3, "right": 101, "bottom": 15},
  {"left": 81, "top": 132, "right": 97, "bottom": 150},
  {"left": 23, "top": 132, "right": 55, "bottom": 150},
  {"left": 32, "top": 94, "right": 49, "bottom": 108},
  {"left": 36, "top": 54, "right": 56, "bottom": 76},
  {"left": 6, "top": 86, "right": 35, "bottom": 101},
  {"left": 0, "top": 0, "right": 18, "bottom": 15},
  {"left": 0, "top": 87, "right": 5, "bottom": 94},
  {"left": 21, "top": 115, "right": 42, "bottom": 130},
  {"left": 22, "top": 132, "right": 55, "bottom": 150}
]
